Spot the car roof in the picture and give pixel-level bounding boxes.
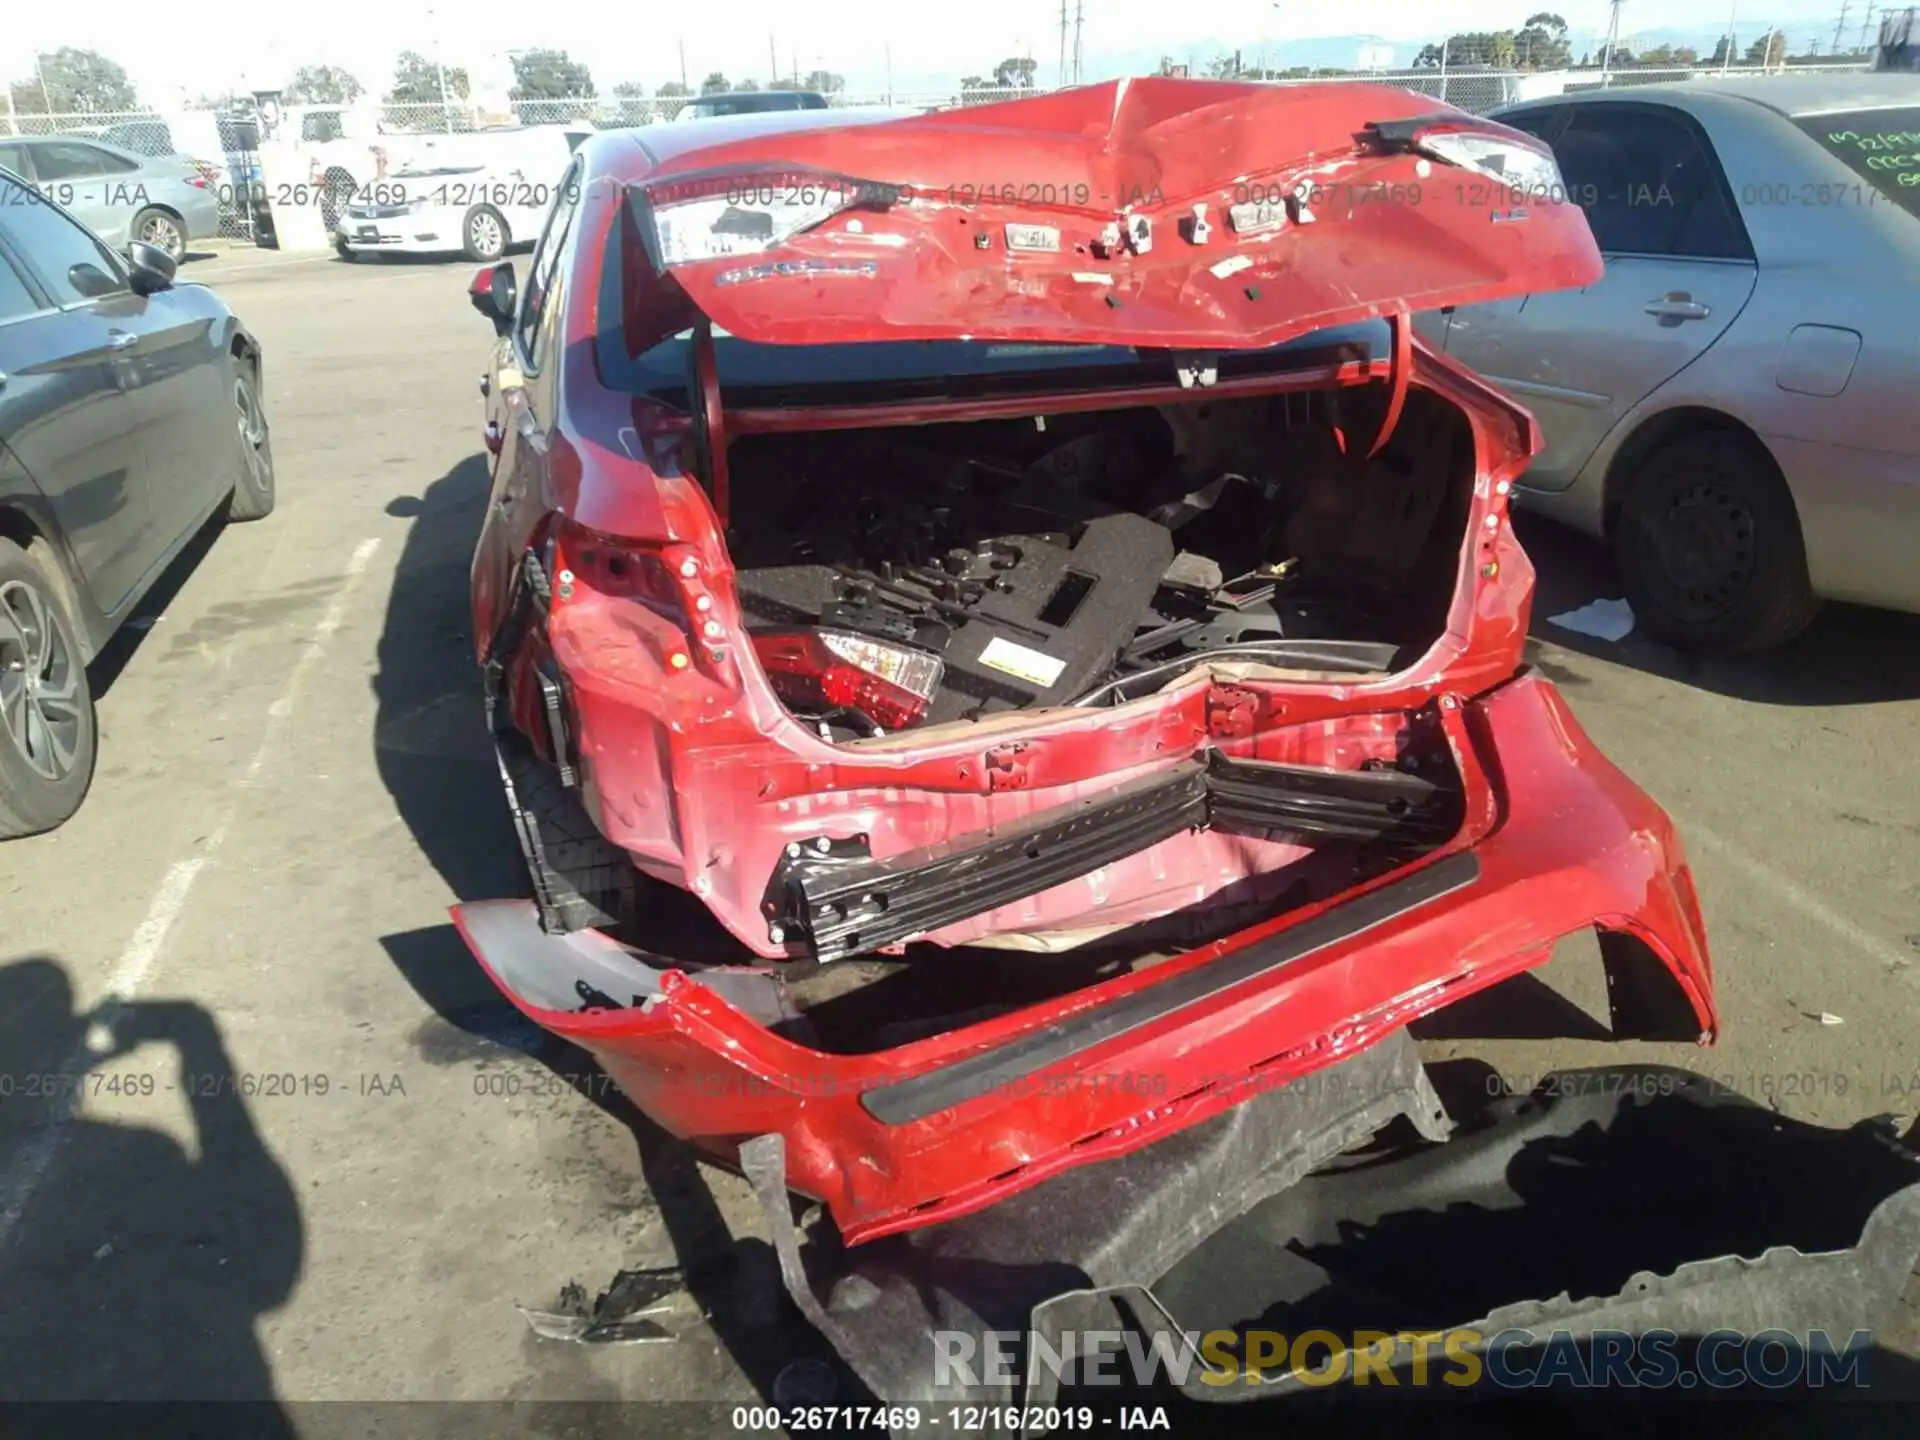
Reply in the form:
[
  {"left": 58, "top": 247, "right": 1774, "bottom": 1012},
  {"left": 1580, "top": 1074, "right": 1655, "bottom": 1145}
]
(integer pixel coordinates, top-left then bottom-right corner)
[
  {"left": 608, "top": 104, "right": 905, "bottom": 166},
  {"left": 15, "top": 134, "right": 144, "bottom": 161},
  {"left": 1503, "top": 72, "right": 1920, "bottom": 122}
]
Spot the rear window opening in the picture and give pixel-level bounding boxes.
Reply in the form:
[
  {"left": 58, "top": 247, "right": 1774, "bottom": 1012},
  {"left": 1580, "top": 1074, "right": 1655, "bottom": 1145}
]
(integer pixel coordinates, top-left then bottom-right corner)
[{"left": 721, "top": 383, "right": 1477, "bottom": 741}]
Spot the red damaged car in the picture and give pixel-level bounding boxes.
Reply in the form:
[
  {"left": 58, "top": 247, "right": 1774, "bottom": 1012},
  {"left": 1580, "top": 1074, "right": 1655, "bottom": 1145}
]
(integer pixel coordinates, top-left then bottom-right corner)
[{"left": 454, "top": 79, "right": 1717, "bottom": 1245}]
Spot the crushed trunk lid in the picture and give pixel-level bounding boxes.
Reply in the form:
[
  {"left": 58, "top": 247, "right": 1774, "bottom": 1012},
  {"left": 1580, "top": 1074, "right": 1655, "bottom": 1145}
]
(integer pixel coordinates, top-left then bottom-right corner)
[{"left": 617, "top": 77, "right": 1602, "bottom": 356}]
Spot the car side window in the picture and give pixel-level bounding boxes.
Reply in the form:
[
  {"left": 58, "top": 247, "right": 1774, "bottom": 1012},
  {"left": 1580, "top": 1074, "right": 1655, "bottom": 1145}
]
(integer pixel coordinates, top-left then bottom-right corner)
[
  {"left": 1551, "top": 106, "right": 1752, "bottom": 261},
  {"left": 0, "top": 143, "right": 31, "bottom": 181},
  {"left": 0, "top": 177, "right": 130, "bottom": 305},
  {"left": 0, "top": 249, "right": 42, "bottom": 324},
  {"left": 27, "top": 142, "right": 122, "bottom": 181},
  {"left": 518, "top": 161, "right": 585, "bottom": 371},
  {"left": 1497, "top": 105, "right": 1569, "bottom": 146}
]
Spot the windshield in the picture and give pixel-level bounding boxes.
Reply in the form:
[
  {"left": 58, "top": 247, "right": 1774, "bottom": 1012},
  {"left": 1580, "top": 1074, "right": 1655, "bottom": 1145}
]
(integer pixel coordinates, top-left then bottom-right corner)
[{"left": 1793, "top": 108, "right": 1920, "bottom": 216}]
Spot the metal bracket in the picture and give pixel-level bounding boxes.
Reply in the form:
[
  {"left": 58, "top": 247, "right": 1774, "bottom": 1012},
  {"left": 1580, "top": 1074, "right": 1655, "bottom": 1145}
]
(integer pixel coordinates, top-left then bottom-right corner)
[{"left": 1173, "top": 352, "right": 1220, "bottom": 389}]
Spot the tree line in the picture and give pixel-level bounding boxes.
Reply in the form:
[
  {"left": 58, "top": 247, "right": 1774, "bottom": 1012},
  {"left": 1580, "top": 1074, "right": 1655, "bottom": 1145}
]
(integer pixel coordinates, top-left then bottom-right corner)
[
  {"left": 1412, "top": 12, "right": 1849, "bottom": 70},
  {"left": 4, "top": 44, "right": 846, "bottom": 122},
  {"left": 4, "top": 28, "right": 1858, "bottom": 125}
]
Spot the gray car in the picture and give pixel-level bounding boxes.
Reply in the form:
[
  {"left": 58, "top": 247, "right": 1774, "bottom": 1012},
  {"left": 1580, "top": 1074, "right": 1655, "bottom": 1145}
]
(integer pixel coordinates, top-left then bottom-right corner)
[
  {"left": 0, "top": 167, "right": 272, "bottom": 838},
  {"left": 0, "top": 136, "right": 222, "bottom": 261},
  {"left": 1418, "top": 75, "right": 1920, "bottom": 652}
]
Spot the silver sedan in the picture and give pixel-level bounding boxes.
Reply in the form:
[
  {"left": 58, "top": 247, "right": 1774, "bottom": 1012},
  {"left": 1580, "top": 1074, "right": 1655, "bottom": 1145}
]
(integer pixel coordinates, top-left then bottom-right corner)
[
  {"left": 1420, "top": 74, "right": 1920, "bottom": 652},
  {"left": 0, "top": 136, "right": 221, "bottom": 261}
]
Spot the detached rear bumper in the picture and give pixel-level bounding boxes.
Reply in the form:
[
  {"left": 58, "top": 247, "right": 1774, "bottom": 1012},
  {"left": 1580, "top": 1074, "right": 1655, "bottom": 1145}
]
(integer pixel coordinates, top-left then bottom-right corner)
[{"left": 453, "top": 672, "right": 1716, "bottom": 1245}]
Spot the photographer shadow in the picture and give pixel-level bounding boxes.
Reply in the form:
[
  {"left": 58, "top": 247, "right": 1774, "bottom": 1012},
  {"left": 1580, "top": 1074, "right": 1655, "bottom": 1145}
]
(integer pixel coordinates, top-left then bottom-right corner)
[{"left": 0, "top": 956, "right": 302, "bottom": 1422}]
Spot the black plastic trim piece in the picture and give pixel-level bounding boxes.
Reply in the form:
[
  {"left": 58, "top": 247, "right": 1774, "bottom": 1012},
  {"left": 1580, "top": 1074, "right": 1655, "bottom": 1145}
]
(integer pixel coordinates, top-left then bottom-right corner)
[
  {"left": 858, "top": 849, "right": 1481, "bottom": 1125},
  {"left": 534, "top": 659, "right": 577, "bottom": 788},
  {"left": 767, "top": 762, "right": 1211, "bottom": 961},
  {"left": 766, "top": 752, "right": 1464, "bottom": 963},
  {"left": 1206, "top": 751, "right": 1461, "bottom": 848}
]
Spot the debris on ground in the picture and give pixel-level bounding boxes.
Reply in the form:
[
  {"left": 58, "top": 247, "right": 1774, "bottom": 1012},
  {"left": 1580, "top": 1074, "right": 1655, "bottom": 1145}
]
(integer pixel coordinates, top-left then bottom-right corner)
[
  {"left": 1548, "top": 597, "right": 1636, "bottom": 641},
  {"left": 516, "top": 1267, "right": 681, "bottom": 1344}
]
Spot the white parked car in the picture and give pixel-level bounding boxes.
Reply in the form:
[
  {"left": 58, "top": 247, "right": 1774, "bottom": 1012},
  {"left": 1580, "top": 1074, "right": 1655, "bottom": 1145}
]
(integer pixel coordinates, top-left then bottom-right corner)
[
  {"left": 333, "top": 125, "right": 587, "bottom": 262},
  {"left": 338, "top": 157, "right": 564, "bottom": 261}
]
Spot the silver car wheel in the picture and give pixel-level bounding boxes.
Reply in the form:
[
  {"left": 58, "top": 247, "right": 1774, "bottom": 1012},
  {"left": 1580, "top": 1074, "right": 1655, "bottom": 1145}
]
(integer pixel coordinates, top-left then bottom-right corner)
[
  {"left": 0, "top": 578, "right": 83, "bottom": 783},
  {"left": 139, "top": 212, "right": 184, "bottom": 259},
  {"left": 469, "top": 210, "right": 505, "bottom": 259}
]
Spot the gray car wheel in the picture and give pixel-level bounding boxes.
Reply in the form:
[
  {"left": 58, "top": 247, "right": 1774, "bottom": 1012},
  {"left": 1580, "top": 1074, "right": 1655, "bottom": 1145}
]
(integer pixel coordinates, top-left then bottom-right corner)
[
  {"left": 132, "top": 207, "right": 185, "bottom": 260},
  {"left": 227, "top": 364, "right": 276, "bottom": 522},
  {"left": 0, "top": 539, "right": 97, "bottom": 840}
]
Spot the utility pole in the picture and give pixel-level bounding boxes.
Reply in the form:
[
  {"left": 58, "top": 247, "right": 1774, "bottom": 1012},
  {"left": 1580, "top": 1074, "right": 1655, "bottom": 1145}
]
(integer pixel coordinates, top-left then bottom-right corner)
[
  {"left": 1602, "top": 0, "right": 1624, "bottom": 82},
  {"left": 1833, "top": 0, "right": 1852, "bottom": 53},
  {"left": 1073, "top": 0, "right": 1085, "bottom": 85},
  {"left": 679, "top": 40, "right": 688, "bottom": 90},
  {"left": 1861, "top": 3, "right": 1879, "bottom": 53},
  {"left": 1059, "top": 0, "right": 1069, "bottom": 89},
  {"left": 1724, "top": 2, "right": 1739, "bottom": 72},
  {"left": 886, "top": 45, "right": 893, "bottom": 105},
  {"left": 769, "top": 34, "right": 777, "bottom": 85}
]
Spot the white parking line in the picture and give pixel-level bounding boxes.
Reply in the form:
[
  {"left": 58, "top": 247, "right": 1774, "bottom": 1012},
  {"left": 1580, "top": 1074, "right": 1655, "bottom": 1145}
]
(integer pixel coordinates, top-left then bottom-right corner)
[
  {"left": 188, "top": 253, "right": 339, "bottom": 279},
  {"left": 0, "top": 536, "right": 382, "bottom": 1254},
  {"left": 1685, "top": 820, "right": 1917, "bottom": 979}
]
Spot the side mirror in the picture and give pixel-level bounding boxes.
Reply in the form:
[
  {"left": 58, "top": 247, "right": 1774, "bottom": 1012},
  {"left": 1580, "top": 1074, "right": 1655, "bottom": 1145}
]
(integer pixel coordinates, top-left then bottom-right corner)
[
  {"left": 125, "top": 242, "right": 177, "bottom": 295},
  {"left": 67, "top": 262, "right": 125, "bottom": 300},
  {"left": 468, "top": 261, "right": 516, "bottom": 337}
]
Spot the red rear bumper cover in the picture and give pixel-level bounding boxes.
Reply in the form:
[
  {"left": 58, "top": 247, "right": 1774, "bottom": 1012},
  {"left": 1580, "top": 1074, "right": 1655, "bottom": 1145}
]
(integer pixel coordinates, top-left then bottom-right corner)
[{"left": 453, "top": 671, "right": 1715, "bottom": 1245}]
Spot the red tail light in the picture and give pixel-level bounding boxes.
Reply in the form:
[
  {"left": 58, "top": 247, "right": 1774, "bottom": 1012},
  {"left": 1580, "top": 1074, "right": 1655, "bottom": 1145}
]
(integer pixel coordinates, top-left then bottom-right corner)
[
  {"left": 188, "top": 175, "right": 211, "bottom": 188},
  {"left": 751, "top": 629, "right": 943, "bottom": 733}
]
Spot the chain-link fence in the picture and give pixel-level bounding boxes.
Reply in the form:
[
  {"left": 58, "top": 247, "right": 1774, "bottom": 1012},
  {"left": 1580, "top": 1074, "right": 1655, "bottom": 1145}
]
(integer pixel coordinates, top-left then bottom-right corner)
[
  {"left": 1, "top": 62, "right": 1872, "bottom": 244},
  {"left": 0, "top": 108, "right": 268, "bottom": 240}
]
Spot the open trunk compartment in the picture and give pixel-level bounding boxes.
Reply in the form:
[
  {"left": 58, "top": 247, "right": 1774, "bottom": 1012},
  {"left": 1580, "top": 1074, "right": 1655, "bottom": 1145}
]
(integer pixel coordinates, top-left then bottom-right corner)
[{"left": 725, "top": 381, "right": 1475, "bottom": 742}]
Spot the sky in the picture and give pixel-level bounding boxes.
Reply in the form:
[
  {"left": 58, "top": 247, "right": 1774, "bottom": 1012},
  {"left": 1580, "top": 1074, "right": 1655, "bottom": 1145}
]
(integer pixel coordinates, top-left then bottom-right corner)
[{"left": 0, "top": 0, "right": 1841, "bottom": 105}]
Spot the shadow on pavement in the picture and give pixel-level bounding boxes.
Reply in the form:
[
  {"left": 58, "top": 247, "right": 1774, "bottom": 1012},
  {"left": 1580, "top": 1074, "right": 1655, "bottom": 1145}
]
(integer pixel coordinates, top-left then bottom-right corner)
[
  {"left": 0, "top": 956, "right": 301, "bottom": 1418},
  {"left": 371, "top": 453, "right": 523, "bottom": 907},
  {"left": 370, "top": 453, "right": 812, "bottom": 1406},
  {"left": 86, "top": 512, "right": 227, "bottom": 701},
  {"left": 1517, "top": 512, "right": 1920, "bottom": 708}
]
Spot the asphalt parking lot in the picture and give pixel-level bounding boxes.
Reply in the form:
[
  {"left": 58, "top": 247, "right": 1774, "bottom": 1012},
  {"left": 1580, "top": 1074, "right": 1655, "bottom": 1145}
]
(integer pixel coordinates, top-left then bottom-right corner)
[{"left": 1, "top": 245, "right": 1917, "bottom": 1412}]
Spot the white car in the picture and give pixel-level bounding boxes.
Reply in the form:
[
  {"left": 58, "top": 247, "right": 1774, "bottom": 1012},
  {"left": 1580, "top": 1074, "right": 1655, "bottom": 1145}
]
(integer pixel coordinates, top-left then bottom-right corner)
[{"left": 338, "top": 158, "right": 565, "bottom": 262}]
